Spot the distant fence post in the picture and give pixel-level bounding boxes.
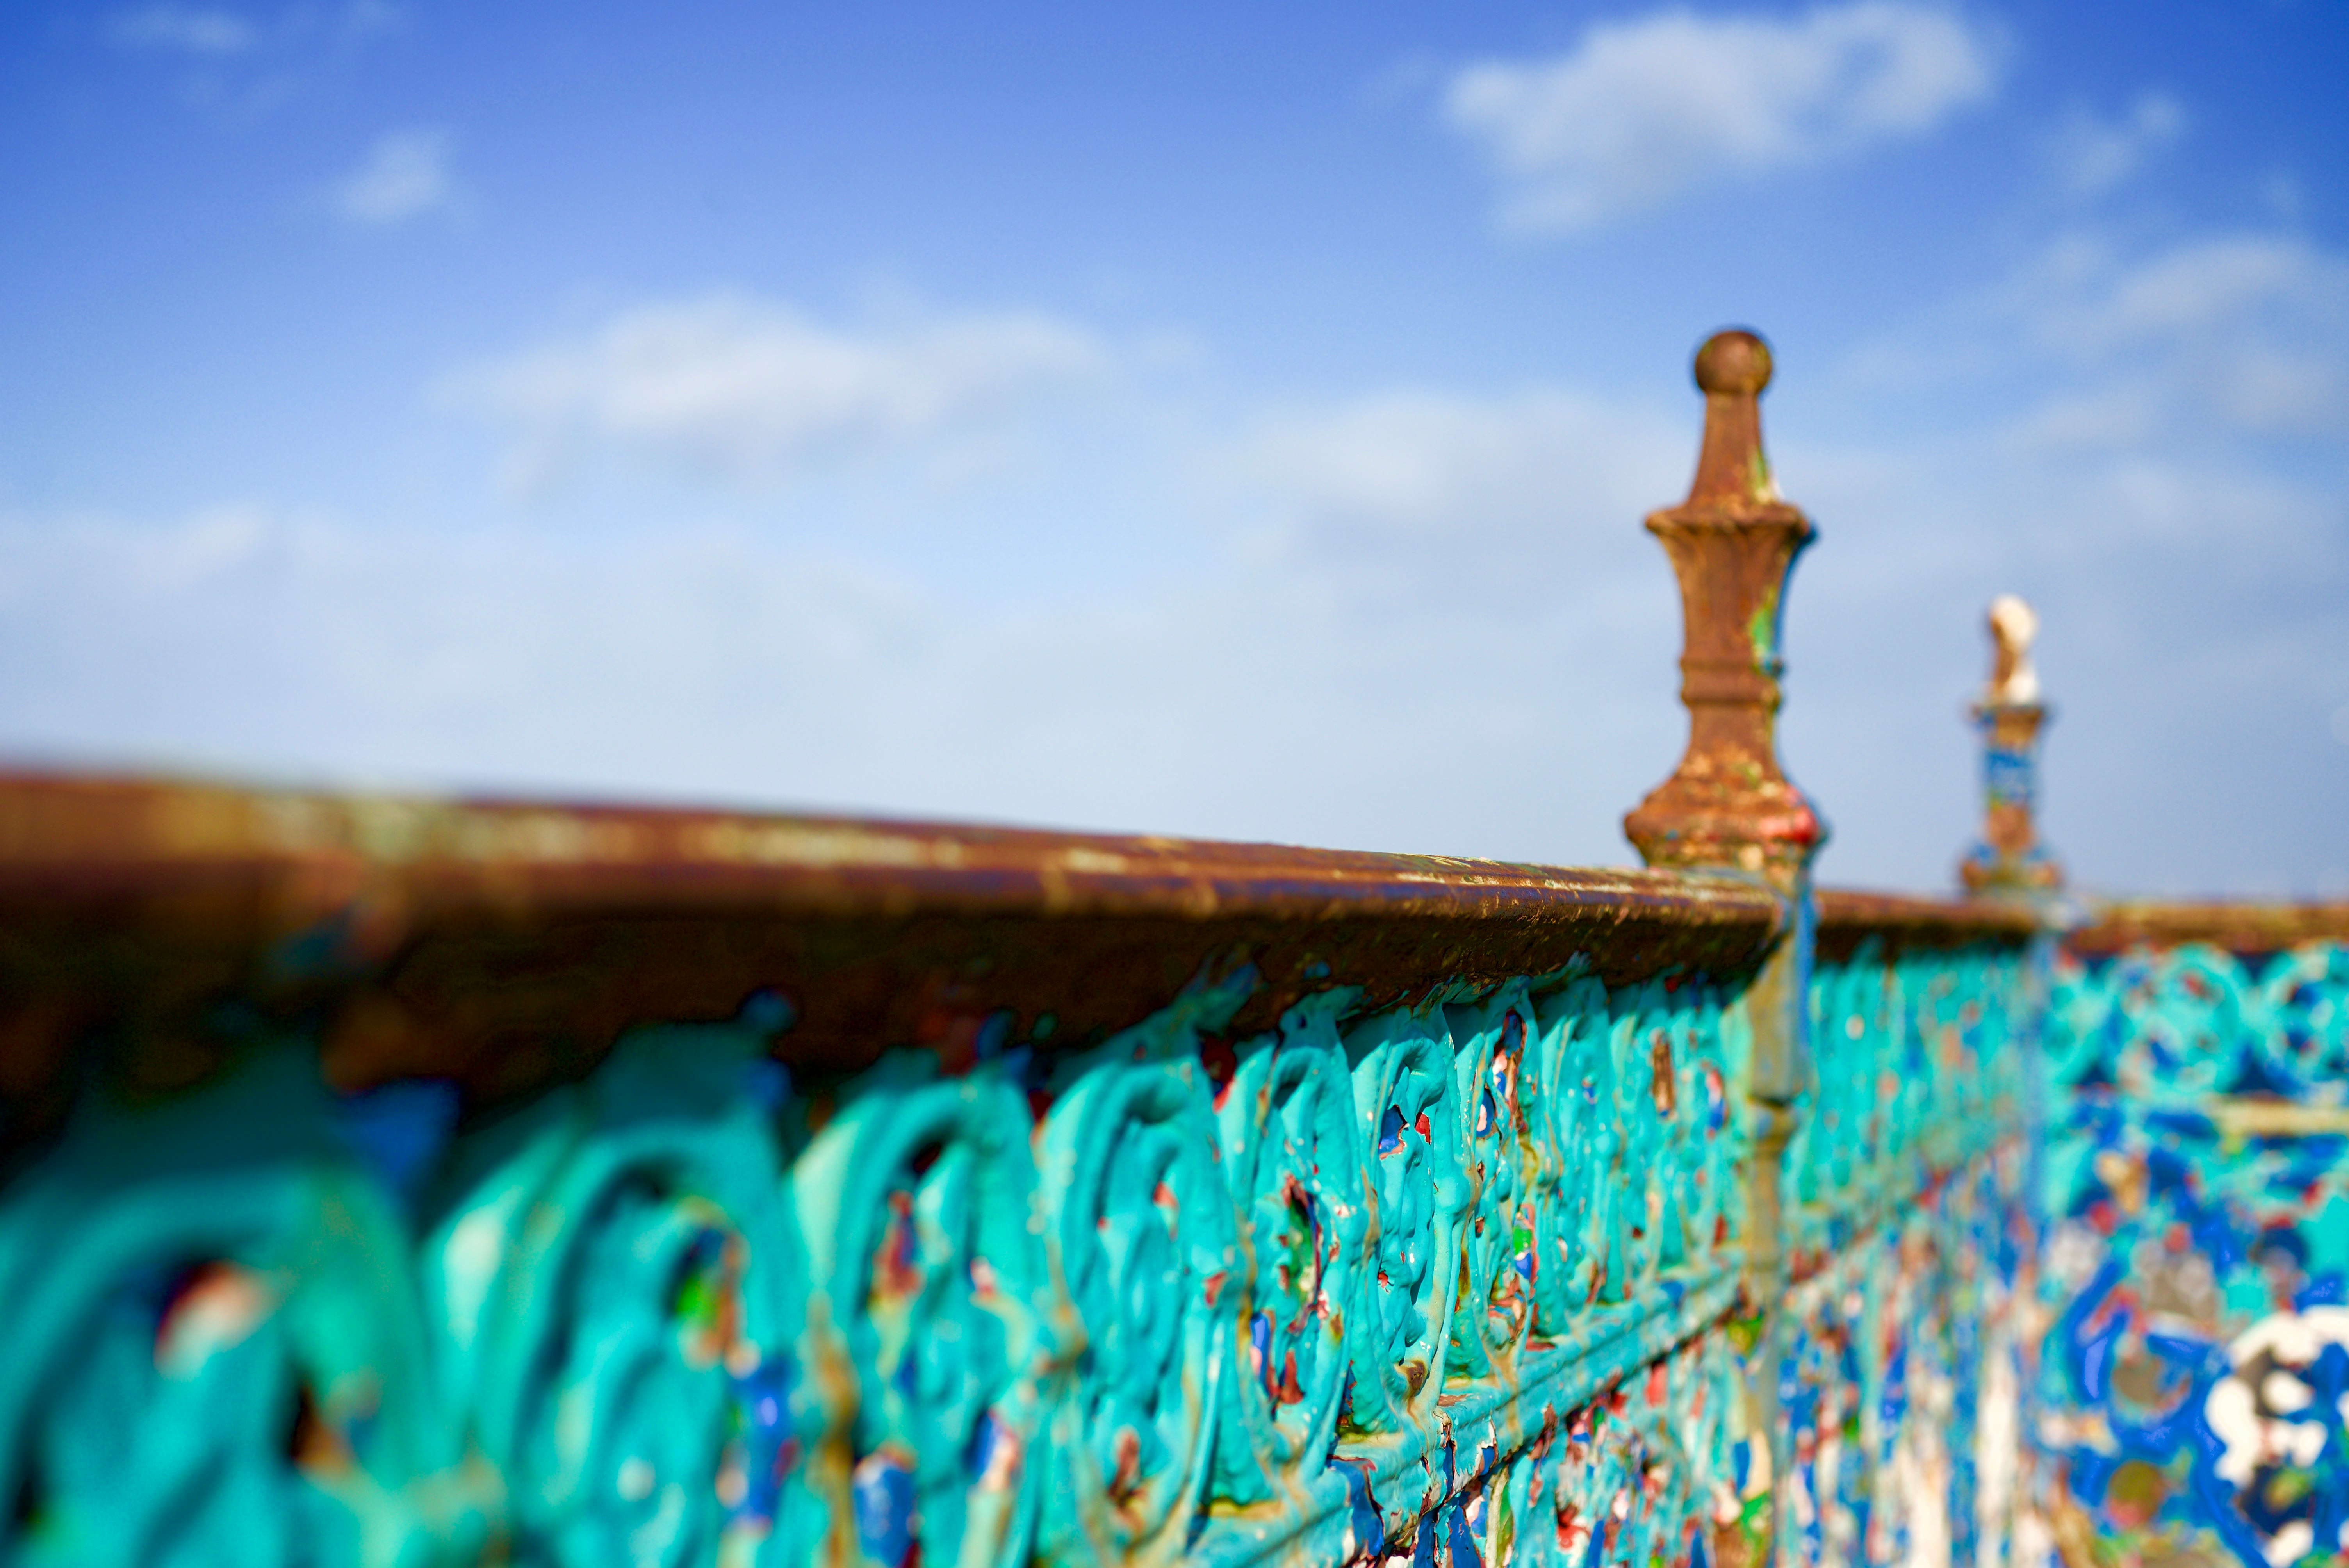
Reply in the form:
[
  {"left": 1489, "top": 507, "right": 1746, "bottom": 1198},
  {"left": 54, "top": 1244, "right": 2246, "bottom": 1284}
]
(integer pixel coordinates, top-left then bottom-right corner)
[
  {"left": 1960, "top": 594, "right": 2062, "bottom": 894},
  {"left": 1624, "top": 328, "right": 1823, "bottom": 1566}
]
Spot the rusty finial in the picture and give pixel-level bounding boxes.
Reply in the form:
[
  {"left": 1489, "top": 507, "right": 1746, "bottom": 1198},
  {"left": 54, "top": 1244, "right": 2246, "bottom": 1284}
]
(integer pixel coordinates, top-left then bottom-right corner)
[
  {"left": 1623, "top": 329, "right": 1825, "bottom": 884},
  {"left": 1960, "top": 593, "right": 2061, "bottom": 893}
]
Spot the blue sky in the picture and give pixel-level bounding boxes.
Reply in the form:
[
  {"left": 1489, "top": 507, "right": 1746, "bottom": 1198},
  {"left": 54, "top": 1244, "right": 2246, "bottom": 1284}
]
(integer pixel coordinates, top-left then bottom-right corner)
[{"left": 2, "top": 1, "right": 2344, "bottom": 894}]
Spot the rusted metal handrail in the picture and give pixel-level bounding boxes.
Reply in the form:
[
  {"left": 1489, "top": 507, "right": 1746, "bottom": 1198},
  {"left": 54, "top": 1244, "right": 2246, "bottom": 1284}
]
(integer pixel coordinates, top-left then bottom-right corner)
[{"left": 0, "top": 331, "right": 2073, "bottom": 1568}]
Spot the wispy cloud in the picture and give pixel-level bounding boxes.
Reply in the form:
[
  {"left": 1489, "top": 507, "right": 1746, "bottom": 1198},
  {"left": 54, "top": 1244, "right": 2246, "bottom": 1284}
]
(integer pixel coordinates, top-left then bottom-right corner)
[
  {"left": 1993, "top": 233, "right": 2349, "bottom": 442},
  {"left": 2067, "top": 235, "right": 2346, "bottom": 350},
  {"left": 1244, "top": 388, "right": 1684, "bottom": 572},
  {"left": 446, "top": 295, "right": 1112, "bottom": 491},
  {"left": 1443, "top": 2, "right": 2000, "bottom": 231},
  {"left": 108, "top": 4, "right": 256, "bottom": 55},
  {"left": 330, "top": 127, "right": 458, "bottom": 226},
  {"left": 107, "top": 3, "right": 408, "bottom": 117},
  {"left": 2053, "top": 91, "right": 2185, "bottom": 197}
]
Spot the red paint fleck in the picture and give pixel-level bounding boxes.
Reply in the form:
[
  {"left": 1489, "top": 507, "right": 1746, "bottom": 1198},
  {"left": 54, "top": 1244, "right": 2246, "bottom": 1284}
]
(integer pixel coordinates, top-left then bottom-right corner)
[{"left": 1276, "top": 1349, "right": 1304, "bottom": 1406}]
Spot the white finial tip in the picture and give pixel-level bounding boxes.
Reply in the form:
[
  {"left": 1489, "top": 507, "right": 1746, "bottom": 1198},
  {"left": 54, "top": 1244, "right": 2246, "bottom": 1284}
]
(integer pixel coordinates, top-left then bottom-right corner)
[{"left": 1985, "top": 594, "right": 2040, "bottom": 704}]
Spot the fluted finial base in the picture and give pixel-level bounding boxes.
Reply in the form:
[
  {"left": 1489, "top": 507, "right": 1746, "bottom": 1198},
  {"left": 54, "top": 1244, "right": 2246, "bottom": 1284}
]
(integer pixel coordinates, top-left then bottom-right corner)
[
  {"left": 1957, "top": 845, "right": 2063, "bottom": 895},
  {"left": 1625, "top": 772, "right": 1824, "bottom": 882}
]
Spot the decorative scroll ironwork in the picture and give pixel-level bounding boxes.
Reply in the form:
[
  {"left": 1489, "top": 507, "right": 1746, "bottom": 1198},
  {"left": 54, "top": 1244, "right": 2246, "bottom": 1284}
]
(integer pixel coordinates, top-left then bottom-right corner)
[
  {"left": 1765, "top": 942, "right": 2035, "bottom": 1568},
  {"left": 0, "top": 948, "right": 1814, "bottom": 1567},
  {"left": 1795, "top": 941, "right": 2030, "bottom": 1254},
  {"left": 2031, "top": 939, "right": 2349, "bottom": 1568},
  {"left": 0, "top": 315, "right": 2082, "bottom": 1568}
]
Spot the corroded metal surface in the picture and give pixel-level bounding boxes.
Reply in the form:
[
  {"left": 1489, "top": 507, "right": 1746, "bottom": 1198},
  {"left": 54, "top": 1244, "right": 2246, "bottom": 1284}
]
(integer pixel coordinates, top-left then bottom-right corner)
[
  {"left": 1622, "top": 328, "right": 1845, "bottom": 1567},
  {"left": 0, "top": 770, "right": 1781, "bottom": 1155},
  {"left": 0, "top": 758, "right": 2060, "bottom": 1568},
  {"left": 2028, "top": 935, "right": 2349, "bottom": 1565},
  {"left": 0, "top": 322, "right": 2088, "bottom": 1568},
  {"left": 2067, "top": 901, "right": 2349, "bottom": 959},
  {"left": 1814, "top": 889, "right": 2044, "bottom": 964},
  {"left": 1622, "top": 330, "right": 1825, "bottom": 881}
]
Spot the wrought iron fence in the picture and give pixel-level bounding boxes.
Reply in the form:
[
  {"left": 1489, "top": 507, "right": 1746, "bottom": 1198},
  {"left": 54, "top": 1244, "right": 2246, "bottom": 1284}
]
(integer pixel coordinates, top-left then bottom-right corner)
[{"left": 0, "top": 329, "right": 2335, "bottom": 1568}]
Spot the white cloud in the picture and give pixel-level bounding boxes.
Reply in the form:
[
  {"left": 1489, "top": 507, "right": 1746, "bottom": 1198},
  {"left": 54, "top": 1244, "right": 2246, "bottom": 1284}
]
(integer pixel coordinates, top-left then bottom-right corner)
[
  {"left": 1243, "top": 388, "right": 1686, "bottom": 566},
  {"left": 2078, "top": 236, "right": 2348, "bottom": 348},
  {"left": 1991, "top": 233, "right": 2349, "bottom": 440},
  {"left": 2053, "top": 92, "right": 2185, "bottom": 197},
  {"left": 109, "top": 4, "right": 256, "bottom": 55},
  {"left": 1444, "top": 2, "right": 1999, "bottom": 230},
  {"left": 331, "top": 128, "right": 458, "bottom": 227},
  {"left": 446, "top": 295, "right": 1112, "bottom": 490}
]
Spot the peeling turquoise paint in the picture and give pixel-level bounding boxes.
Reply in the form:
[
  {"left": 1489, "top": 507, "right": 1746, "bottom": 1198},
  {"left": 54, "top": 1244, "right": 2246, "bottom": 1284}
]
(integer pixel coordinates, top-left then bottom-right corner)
[{"left": 0, "top": 928, "right": 2060, "bottom": 1568}]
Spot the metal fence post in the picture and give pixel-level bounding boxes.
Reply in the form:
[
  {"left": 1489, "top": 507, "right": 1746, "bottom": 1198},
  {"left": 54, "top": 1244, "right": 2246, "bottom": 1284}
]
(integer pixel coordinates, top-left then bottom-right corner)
[
  {"left": 1624, "top": 328, "right": 1823, "bottom": 1566},
  {"left": 1960, "top": 594, "right": 2062, "bottom": 895}
]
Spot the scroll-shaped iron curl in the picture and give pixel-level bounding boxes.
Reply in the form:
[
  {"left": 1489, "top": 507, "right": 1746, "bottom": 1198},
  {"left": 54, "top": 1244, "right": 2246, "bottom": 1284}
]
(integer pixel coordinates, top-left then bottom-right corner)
[
  {"left": 1210, "top": 993, "right": 1367, "bottom": 1503},
  {"left": 1611, "top": 977, "right": 1732, "bottom": 1284},
  {"left": 2263, "top": 943, "right": 2349, "bottom": 1093},
  {"left": 791, "top": 1056, "right": 1061, "bottom": 1568},
  {"left": 1035, "top": 1049, "right": 1236, "bottom": 1565},
  {"left": 1492, "top": 1333, "right": 1735, "bottom": 1568},
  {"left": 1343, "top": 1003, "right": 1467, "bottom": 1429},
  {"left": 1603, "top": 986, "right": 1674, "bottom": 1300},
  {"left": 0, "top": 1047, "right": 495, "bottom": 1568},
  {"left": 1650, "top": 980, "right": 1736, "bottom": 1272},
  {"left": 2044, "top": 947, "right": 2124, "bottom": 1091},
  {"left": 2112, "top": 944, "right": 2245, "bottom": 1103},
  {"left": 1799, "top": 950, "right": 1874, "bottom": 1206},
  {"left": 1527, "top": 977, "right": 1613, "bottom": 1333},
  {"left": 1443, "top": 980, "right": 1545, "bottom": 1378},
  {"left": 424, "top": 998, "right": 810, "bottom": 1568}
]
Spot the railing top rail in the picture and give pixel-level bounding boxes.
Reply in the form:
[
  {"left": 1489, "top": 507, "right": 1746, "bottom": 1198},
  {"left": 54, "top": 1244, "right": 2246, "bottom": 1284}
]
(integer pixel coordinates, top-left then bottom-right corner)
[
  {"left": 1812, "top": 886, "right": 2044, "bottom": 958},
  {"left": 0, "top": 770, "right": 1789, "bottom": 1137},
  {"left": 2066, "top": 897, "right": 2349, "bottom": 955},
  {"left": 0, "top": 769, "right": 1778, "bottom": 930}
]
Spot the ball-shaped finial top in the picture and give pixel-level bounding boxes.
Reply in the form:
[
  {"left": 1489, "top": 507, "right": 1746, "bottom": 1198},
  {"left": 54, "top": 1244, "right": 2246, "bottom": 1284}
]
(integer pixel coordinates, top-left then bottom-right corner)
[{"left": 1693, "top": 329, "right": 1772, "bottom": 396}]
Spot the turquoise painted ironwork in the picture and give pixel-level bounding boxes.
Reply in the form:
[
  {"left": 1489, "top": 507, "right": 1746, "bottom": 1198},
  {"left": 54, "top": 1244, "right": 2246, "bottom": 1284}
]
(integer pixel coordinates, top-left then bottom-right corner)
[
  {"left": 1760, "top": 942, "right": 2036, "bottom": 1568},
  {"left": 2030, "top": 939, "right": 2349, "bottom": 1568},
  {"left": 0, "top": 916, "right": 2080, "bottom": 1568}
]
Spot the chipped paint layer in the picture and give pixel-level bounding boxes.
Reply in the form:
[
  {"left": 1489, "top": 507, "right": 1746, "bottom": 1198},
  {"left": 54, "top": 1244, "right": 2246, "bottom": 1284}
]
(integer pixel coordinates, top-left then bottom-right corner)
[
  {"left": 0, "top": 935, "right": 1795, "bottom": 1568},
  {"left": 0, "top": 902, "right": 2064, "bottom": 1568}
]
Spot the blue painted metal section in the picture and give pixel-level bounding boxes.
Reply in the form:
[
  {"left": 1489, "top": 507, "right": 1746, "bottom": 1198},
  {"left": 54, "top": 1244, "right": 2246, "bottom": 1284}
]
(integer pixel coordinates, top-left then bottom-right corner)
[{"left": 2030, "top": 939, "right": 2349, "bottom": 1567}]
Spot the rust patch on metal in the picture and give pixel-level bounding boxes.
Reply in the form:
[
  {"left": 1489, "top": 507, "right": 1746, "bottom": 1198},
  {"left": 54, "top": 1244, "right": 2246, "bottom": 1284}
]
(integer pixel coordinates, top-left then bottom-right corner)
[
  {"left": 1812, "top": 887, "right": 2042, "bottom": 962},
  {"left": 2066, "top": 899, "right": 2349, "bottom": 958},
  {"left": 0, "top": 770, "right": 1784, "bottom": 1150},
  {"left": 1622, "top": 330, "right": 1824, "bottom": 882}
]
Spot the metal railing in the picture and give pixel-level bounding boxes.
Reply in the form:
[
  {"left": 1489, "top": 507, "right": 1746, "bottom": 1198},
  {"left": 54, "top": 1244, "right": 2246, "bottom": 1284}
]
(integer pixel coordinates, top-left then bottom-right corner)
[{"left": 0, "top": 328, "right": 2332, "bottom": 1568}]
